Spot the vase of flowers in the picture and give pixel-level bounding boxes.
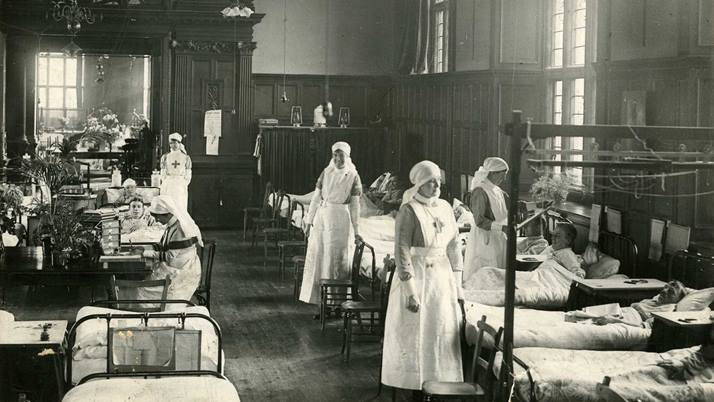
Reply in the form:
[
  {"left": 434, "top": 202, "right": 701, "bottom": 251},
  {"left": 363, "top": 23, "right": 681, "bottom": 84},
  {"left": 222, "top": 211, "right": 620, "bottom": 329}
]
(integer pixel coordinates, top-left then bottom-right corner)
[
  {"left": 529, "top": 173, "right": 572, "bottom": 208},
  {"left": 81, "top": 107, "right": 124, "bottom": 151}
]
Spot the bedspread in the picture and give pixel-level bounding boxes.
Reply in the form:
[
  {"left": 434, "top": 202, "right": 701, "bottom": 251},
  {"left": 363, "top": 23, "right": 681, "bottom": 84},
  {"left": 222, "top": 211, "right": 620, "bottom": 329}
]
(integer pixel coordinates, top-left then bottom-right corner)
[
  {"left": 464, "top": 302, "right": 650, "bottom": 350},
  {"left": 462, "top": 260, "right": 578, "bottom": 308},
  {"left": 496, "top": 347, "right": 714, "bottom": 402},
  {"left": 62, "top": 376, "right": 240, "bottom": 402}
]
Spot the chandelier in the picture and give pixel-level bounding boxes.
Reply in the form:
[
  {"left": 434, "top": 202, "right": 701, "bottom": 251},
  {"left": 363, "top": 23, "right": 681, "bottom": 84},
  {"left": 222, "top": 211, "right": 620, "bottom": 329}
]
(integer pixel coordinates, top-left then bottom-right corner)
[{"left": 52, "top": 0, "right": 96, "bottom": 34}]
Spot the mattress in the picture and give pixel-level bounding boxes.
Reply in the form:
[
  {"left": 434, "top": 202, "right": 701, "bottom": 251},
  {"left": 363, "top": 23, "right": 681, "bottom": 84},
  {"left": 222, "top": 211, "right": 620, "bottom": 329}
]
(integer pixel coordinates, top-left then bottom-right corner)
[
  {"left": 62, "top": 376, "right": 240, "bottom": 402},
  {"left": 495, "top": 347, "right": 714, "bottom": 402},
  {"left": 71, "top": 306, "right": 219, "bottom": 385},
  {"left": 464, "top": 302, "right": 651, "bottom": 350}
]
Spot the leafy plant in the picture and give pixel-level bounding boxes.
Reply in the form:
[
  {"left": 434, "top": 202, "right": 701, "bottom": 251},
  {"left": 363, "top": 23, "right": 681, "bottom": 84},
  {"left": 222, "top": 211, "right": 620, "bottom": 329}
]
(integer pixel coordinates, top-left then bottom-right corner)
[
  {"left": 20, "top": 154, "right": 80, "bottom": 202},
  {"left": 0, "top": 184, "right": 24, "bottom": 214},
  {"left": 28, "top": 198, "right": 97, "bottom": 261},
  {"left": 529, "top": 173, "right": 572, "bottom": 206}
]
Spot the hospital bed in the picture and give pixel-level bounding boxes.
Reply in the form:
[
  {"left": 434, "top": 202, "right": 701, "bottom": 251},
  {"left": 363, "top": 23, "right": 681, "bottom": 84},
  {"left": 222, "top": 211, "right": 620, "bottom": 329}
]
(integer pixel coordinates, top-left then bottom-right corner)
[
  {"left": 67, "top": 302, "right": 222, "bottom": 387},
  {"left": 463, "top": 231, "right": 638, "bottom": 309},
  {"left": 464, "top": 301, "right": 655, "bottom": 351},
  {"left": 64, "top": 305, "right": 238, "bottom": 402},
  {"left": 496, "top": 346, "right": 714, "bottom": 402}
]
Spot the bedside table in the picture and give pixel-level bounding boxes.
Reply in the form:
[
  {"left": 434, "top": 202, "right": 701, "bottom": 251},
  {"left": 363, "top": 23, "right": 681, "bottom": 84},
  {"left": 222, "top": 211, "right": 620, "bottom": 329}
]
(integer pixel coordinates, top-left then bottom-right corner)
[
  {"left": 648, "top": 311, "right": 714, "bottom": 352},
  {"left": 566, "top": 278, "right": 666, "bottom": 310}
]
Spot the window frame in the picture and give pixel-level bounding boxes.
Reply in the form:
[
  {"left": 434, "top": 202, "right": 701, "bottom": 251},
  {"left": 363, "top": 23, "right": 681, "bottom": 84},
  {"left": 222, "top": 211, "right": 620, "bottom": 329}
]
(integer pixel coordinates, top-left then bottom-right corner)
[
  {"left": 36, "top": 52, "right": 82, "bottom": 130},
  {"left": 544, "top": 0, "right": 596, "bottom": 192},
  {"left": 430, "top": 0, "right": 450, "bottom": 74}
]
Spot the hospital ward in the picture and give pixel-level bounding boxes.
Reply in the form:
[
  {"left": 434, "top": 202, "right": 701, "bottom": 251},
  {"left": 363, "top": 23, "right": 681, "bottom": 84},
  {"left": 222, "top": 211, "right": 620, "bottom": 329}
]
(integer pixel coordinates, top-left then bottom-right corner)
[{"left": 1, "top": 1, "right": 714, "bottom": 402}]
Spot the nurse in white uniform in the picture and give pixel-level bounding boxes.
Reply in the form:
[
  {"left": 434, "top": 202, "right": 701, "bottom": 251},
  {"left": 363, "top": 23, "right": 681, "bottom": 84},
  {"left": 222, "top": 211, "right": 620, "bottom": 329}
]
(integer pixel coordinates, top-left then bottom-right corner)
[
  {"left": 462, "top": 157, "right": 509, "bottom": 282},
  {"left": 160, "top": 132, "right": 192, "bottom": 211}
]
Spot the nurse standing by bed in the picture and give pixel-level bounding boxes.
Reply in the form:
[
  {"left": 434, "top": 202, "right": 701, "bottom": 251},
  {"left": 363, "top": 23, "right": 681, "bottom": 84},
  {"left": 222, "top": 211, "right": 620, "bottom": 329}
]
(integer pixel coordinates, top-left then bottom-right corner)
[
  {"left": 299, "top": 142, "right": 363, "bottom": 309},
  {"left": 381, "top": 160, "right": 464, "bottom": 397},
  {"left": 463, "top": 157, "right": 509, "bottom": 283}
]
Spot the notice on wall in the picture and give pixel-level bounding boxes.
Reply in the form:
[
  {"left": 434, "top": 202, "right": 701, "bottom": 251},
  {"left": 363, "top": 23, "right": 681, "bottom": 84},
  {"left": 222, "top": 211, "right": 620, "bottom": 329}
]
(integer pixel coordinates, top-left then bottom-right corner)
[
  {"left": 648, "top": 219, "right": 666, "bottom": 261},
  {"left": 606, "top": 207, "right": 622, "bottom": 235},
  {"left": 588, "top": 204, "right": 602, "bottom": 243},
  {"left": 204, "top": 110, "right": 222, "bottom": 156}
]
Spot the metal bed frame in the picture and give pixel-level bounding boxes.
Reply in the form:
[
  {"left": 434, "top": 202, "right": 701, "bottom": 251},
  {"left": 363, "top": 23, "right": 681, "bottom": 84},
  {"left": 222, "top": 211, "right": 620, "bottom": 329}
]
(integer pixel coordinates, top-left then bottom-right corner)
[{"left": 65, "top": 305, "right": 222, "bottom": 391}]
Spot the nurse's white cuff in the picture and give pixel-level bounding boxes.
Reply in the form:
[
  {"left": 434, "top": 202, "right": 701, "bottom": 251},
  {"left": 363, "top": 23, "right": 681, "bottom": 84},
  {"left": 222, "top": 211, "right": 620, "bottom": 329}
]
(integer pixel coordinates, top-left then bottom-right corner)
[{"left": 403, "top": 277, "right": 418, "bottom": 298}]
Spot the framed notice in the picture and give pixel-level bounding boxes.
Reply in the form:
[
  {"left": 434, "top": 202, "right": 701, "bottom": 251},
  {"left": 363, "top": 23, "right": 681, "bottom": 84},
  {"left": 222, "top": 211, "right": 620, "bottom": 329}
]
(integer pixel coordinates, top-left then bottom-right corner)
[
  {"left": 605, "top": 207, "right": 622, "bottom": 234},
  {"left": 664, "top": 223, "right": 691, "bottom": 254}
]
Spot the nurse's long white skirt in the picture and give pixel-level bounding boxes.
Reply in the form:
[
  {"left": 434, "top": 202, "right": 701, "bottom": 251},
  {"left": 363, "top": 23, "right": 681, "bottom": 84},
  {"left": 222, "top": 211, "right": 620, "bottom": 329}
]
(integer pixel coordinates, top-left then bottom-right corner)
[
  {"left": 381, "top": 247, "right": 463, "bottom": 390},
  {"left": 299, "top": 203, "right": 352, "bottom": 305},
  {"left": 160, "top": 176, "right": 189, "bottom": 212}
]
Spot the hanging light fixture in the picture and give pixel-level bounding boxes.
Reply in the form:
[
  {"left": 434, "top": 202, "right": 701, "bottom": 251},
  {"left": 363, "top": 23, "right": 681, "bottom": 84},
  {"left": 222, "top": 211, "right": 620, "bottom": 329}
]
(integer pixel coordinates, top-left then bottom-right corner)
[
  {"left": 51, "top": 0, "right": 96, "bottom": 34},
  {"left": 280, "top": 0, "right": 289, "bottom": 103}
]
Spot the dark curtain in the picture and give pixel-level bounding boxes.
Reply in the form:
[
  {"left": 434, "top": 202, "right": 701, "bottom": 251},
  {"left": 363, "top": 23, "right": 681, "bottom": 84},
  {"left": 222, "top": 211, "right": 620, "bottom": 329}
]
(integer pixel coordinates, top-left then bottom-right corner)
[{"left": 397, "top": 0, "right": 431, "bottom": 74}]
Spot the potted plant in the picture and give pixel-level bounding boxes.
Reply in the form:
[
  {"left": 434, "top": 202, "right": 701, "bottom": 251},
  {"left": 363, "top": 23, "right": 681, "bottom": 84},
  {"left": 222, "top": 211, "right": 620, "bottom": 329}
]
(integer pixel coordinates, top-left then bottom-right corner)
[
  {"left": 29, "top": 199, "right": 97, "bottom": 268},
  {"left": 529, "top": 173, "right": 572, "bottom": 208}
]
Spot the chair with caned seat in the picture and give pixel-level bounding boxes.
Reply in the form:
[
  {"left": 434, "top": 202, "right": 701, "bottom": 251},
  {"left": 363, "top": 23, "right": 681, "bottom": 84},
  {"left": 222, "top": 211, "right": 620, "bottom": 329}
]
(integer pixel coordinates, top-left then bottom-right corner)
[
  {"left": 340, "top": 256, "right": 394, "bottom": 363},
  {"left": 293, "top": 255, "right": 306, "bottom": 301},
  {"left": 421, "top": 316, "right": 501, "bottom": 402},
  {"left": 193, "top": 239, "right": 216, "bottom": 310},
  {"left": 250, "top": 185, "right": 281, "bottom": 247},
  {"left": 595, "top": 377, "right": 631, "bottom": 402},
  {"left": 277, "top": 201, "right": 307, "bottom": 280},
  {"left": 318, "top": 239, "right": 370, "bottom": 332},
  {"left": 243, "top": 182, "right": 273, "bottom": 241},
  {"left": 109, "top": 275, "right": 171, "bottom": 312},
  {"left": 261, "top": 192, "right": 293, "bottom": 264}
]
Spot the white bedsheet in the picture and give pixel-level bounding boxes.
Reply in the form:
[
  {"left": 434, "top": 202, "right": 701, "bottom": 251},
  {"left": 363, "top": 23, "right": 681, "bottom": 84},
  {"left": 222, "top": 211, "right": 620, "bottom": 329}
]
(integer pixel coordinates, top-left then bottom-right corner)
[
  {"left": 462, "top": 259, "right": 578, "bottom": 308},
  {"left": 464, "top": 302, "right": 651, "bottom": 350},
  {"left": 496, "top": 347, "right": 714, "bottom": 402},
  {"left": 122, "top": 225, "right": 164, "bottom": 244},
  {"left": 62, "top": 376, "right": 240, "bottom": 402},
  {"left": 71, "top": 306, "right": 219, "bottom": 384}
]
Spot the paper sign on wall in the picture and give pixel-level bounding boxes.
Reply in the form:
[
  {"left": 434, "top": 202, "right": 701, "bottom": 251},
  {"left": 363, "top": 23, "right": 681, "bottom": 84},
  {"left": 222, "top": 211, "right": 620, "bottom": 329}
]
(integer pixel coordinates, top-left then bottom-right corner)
[
  {"left": 648, "top": 219, "right": 666, "bottom": 261},
  {"left": 664, "top": 223, "right": 691, "bottom": 254},
  {"left": 588, "top": 204, "right": 602, "bottom": 243},
  {"left": 204, "top": 110, "right": 222, "bottom": 156},
  {"left": 606, "top": 207, "right": 622, "bottom": 234}
]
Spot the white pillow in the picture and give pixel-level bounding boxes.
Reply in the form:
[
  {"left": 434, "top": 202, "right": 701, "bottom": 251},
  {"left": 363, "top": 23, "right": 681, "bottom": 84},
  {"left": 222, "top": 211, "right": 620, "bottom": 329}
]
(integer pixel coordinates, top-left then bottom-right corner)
[{"left": 676, "top": 288, "right": 714, "bottom": 312}]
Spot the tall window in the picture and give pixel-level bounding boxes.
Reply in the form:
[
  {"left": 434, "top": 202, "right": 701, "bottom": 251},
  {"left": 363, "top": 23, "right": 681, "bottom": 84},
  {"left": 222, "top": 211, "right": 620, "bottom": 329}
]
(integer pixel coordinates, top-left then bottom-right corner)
[
  {"left": 432, "top": 0, "right": 449, "bottom": 73},
  {"left": 37, "top": 52, "right": 81, "bottom": 129},
  {"left": 547, "top": 0, "right": 588, "bottom": 187}
]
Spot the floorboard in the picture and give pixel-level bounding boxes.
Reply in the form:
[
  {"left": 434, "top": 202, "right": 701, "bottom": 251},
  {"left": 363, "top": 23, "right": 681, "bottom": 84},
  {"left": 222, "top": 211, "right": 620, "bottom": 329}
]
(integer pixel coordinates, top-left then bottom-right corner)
[{"left": 2, "top": 230, "right": 413, "bottom": 402}]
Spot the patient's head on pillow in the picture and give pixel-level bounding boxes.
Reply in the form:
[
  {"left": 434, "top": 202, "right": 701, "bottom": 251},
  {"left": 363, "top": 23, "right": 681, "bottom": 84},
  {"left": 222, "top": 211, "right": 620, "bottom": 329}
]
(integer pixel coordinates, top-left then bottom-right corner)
[
  {"left": 523, "top": 218, "right": 543, "bottom": 238},
  {"left": 675, "top": 287, "right": 714, "bottom": 311},
  {"left": 552, "top": 222, "right": 577, "bottom": 250},
  {"left": 658, "top": 280, "right": 688, "bottom": 305}
]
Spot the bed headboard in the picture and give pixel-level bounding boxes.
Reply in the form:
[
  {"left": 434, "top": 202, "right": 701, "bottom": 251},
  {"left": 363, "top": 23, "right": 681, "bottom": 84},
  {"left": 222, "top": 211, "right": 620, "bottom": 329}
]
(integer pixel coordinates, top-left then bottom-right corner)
[
  {"left": 668, "top": 250, "right": 714, "bottom": 290},
  {"left": 598, "top": 231, "right": 638, "bottom": 277},
  {"left": 66, "top": 311, "right": 222, "bottom": 389}
]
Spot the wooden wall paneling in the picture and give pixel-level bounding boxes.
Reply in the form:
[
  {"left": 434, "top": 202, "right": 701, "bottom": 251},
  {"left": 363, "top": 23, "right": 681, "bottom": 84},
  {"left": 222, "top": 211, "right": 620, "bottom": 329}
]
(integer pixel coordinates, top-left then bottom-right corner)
[
  {"left": 497, "top": 0, "right": 542, "bottom": 68},
  {"left": 628, "top": 211, "right": 657, "bottom": 276},
  {"left": 253, "top": 82, "right": 275, "bottom": 117},
  {"left": 237, "top": 42, "right": 255, "bottom": 153},
  {"left": 0, "top": 31, "right": 5, "bottom": 159}
]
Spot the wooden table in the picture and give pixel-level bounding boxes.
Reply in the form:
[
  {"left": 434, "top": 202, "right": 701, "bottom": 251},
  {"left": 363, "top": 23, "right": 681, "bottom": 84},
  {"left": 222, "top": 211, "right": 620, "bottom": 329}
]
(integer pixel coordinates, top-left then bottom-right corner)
[
  {"left": 566, "top": 278, "right": 667, "bottom": 310},
  {"left": 0, "top": 247, "right": 152, "bottom": 304},
  {"left": 0, "top": 320, "right": 68, "bottom": 402},
  {"left": 649, "top": 311, "right": 714, "bottom": 352}
]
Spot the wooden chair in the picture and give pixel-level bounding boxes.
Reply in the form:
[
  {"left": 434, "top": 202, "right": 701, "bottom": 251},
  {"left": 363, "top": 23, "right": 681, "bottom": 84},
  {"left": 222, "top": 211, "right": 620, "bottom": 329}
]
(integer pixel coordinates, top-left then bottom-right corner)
[
  {"left": 339, "top": 256, "right": 395, "bottom": 363},
  {"left": 319, "top": 239, "right": 369, "bottom": 332},
  {"left": 251, "top": 185, "right": 280, "bottom": 247},
  {"left": 293, "top": 255, "right": 306, "bottom": 301},
  {"left": 422, "top": 316, "right": 501, "bottom": 401},
  {"left": 109, "top": 275, "right": 171, "bottom": 312},
  {"left": 193, "top": 239, "right": 216, "bottom": 310},
  {"left": 275, "top": 200, "right": 307, "bottom": 279},
  {"left": 493, "top": 337, "right": 535, "bottom": 402},
  {"left": 243, "top": 182, "right": 273, "bottom": 241},
  {"left": 260, "top": 192, "right": 293, "bottom": 262},
  {"left": 595, "top": 376, "right": 630, "bottom": 402}
]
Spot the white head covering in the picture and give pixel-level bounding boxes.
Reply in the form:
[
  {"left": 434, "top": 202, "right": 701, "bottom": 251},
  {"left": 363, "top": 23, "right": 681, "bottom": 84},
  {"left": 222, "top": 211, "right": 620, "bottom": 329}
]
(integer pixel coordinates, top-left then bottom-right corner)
[
  {"left": 169, "top": 132, "right": 187, "bottom": 154},
  {"left": 401, "top": 160, "right": 441, "bottom": 206},
  {"left": 470, "top": 157, "right": 509, "bottom": 190},
  {"left": 122, "top": 178, "right": 137, "bottom": 188},
  {"left": 326, "top": 141, "right": 356, "bottom": 175},
  {"left": 331, "top": 141, "right": 351, "bottom": 155},
  {"left": 149, "top": 195, "right": 203, "bottom": 246}
]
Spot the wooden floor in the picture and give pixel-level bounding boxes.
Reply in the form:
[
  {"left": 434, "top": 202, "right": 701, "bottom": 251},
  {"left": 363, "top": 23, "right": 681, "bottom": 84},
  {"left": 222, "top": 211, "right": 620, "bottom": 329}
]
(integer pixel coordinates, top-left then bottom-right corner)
[{"left": 3, "top": 230, "right": 412, "bottom": 402}]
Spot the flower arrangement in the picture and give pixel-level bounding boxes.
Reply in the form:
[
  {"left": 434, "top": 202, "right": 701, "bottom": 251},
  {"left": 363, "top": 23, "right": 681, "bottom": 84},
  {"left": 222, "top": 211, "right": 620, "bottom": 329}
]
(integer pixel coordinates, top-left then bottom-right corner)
[
  {"left": 30, "top": 199, "right": 97, "bottom": 264},
  {"left": 529, "top": 173, "right": 572, "bottom": 207},
  {"left": 80, "top": 107, "right": 124, "bottom": 147}
]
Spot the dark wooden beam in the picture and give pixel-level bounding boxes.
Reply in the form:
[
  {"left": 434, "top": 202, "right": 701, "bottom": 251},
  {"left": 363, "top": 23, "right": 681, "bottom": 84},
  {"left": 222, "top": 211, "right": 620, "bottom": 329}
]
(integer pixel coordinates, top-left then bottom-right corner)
[{"left": 510, "top": 123, "right": 714, "bottom": 141}]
